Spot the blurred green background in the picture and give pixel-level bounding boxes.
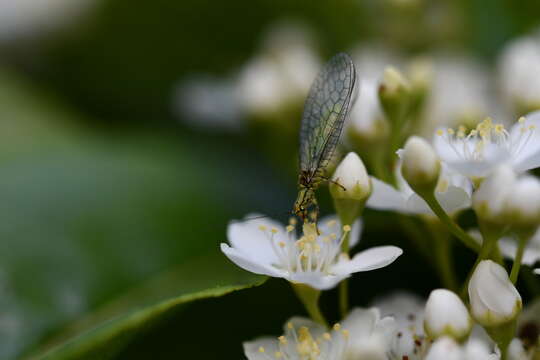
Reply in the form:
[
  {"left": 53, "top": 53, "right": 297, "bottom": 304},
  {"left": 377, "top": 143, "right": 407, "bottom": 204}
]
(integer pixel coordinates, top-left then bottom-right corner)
[{"left": 0, "top": 0, "right": 539, "bottom": 359}]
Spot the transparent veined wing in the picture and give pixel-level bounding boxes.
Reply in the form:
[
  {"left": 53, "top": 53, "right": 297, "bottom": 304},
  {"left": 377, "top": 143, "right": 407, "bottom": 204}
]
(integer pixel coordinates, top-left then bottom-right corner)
[{"left": 299, "top": 53, "right": 357, "bottom": 176}]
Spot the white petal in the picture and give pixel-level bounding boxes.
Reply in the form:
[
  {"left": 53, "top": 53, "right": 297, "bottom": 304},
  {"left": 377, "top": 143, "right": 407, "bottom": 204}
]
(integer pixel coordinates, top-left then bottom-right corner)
[
  {"left": 333, "top": 246, "right": 403, "bottom": 274},
  {"left": 220, "top": 243, "right": 284, "bottom": 278},
  {"left": 367, "top": 177, "right": 410, "bottom": 213},
  {"left": 288, "top": 272, "right": 348, "bottom": 290},
  {"left": 405, "top": 193, "right": 432, "bottom": 214},
  {"left": 435, "top": 185, "right": 472, "bottom": 213},
  {"left": 243, "top": 337, "right": 280, "bottom": 359},
  {"left": 534, "top": 268, "right": 540, "bottom": 275},
  {"left": 499, "top": 238, "right": 540, "bottom": 266},
  {"left": 318, "top": 215, "right": 363, "bottom": 248},
  {"left": 474, "top": 261, "right": 521, "bottom": 318},
  {"left": 511, "top": 111, "right": 540, "bottom": 172},
  {"left": 227, "top": 215, "right": 285, "bottom": 265}
]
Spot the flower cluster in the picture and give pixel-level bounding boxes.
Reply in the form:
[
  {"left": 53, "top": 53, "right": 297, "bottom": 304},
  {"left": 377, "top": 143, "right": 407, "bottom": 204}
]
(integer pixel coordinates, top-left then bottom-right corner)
[{"left": 218, "top": 28, "right": 540, "bottom": 359}]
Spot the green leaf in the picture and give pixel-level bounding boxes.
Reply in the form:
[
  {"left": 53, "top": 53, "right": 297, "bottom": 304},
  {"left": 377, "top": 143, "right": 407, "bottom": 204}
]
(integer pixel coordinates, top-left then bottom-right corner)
[{"left": 26, "top": 253, "right": 266, "bottom": 360}]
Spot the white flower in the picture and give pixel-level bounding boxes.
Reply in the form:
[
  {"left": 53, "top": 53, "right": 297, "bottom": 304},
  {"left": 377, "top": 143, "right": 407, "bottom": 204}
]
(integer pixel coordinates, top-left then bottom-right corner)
[
  {"left": 498, "top": 32, "right": 540, "bottom": 112},
  {"left": 434, "top": 113, "right": 540, "bottom": 178},
  {"left": 535, "top": 268, "right": 540, "bottom": 274},
  {"left": 373, "top": 292, "right": 427, "bottom": 360},
  {"left": 424, "top": 289, "right": 472, "bottom": 341},
  {"left": 236, "top": 22, "right": 320, "bottom": 116},
  {"left": 221, "top": 215, "right": 402, "bottom": 290},
  {"left": 498, "top": 228, "right": 540, "bottom": 267},
  {"left": 330, "top": 152, "right": 371, "bottom": 201},
  {"left": 367, "top": 162, "right": 472, "bottom": 216},
  {"left": 421, "top": 54, "right": 496, "bottom": 137},
  {"left": 400, "top": 136, "right": 440, "bottom": 193},
  {"left": 172, "top": 74, "right": 243, "bottom": 131},
  {"left": 243, "top": 308, "right": 396, "bottom": 360},
  {"left": 468, "top": 260, "right": 522, "bottom": 327}
]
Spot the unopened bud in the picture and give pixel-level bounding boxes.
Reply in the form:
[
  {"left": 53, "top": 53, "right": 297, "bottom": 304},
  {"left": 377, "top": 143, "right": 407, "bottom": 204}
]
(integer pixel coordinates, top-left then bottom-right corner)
[
  {"left": 400, "top": 136, "right": 440, "bottom": 195},
  {"left": 424, "top": 289, "right": 472, "bottom": 342},
  {"left": 330, "top": 152, "right": 371, "bottom": 202},
  {"left": 505, "top": 176, "right": 540, "bottom": 234},
  {"left": 468, "top": 260, "right": 522, "bottom": 328},
  {"left": 472, "top": 165, "right": 516, "bottom": 227}
]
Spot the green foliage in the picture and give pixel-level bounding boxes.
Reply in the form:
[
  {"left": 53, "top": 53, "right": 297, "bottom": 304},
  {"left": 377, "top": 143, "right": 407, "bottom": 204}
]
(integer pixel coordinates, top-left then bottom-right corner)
[{"left": 26, "top": 254, "right": 266, "bottom": 360}]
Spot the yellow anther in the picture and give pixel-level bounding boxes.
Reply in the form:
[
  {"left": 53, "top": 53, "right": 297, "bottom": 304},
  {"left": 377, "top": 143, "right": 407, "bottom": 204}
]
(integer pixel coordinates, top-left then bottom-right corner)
[
  {"left": 529, "top": 125, "right": 536, "bottom": 131},
  {"left": 470, "top": 129, "right": 478, "bottom": 136},
  {"left": 458, "top": 125, "right": 466, "bottom": 133},
  {"left": 436, "top": 129, "right": 444, "bottom": 136},
  {"left": 274, "top": 351, "right": 283, "bottom": 358},
  {"left": 271, "top": 227, "right": 278, "bottom": 234},
  {"left": 278, "top": 241, "right": 286, "bottom": 248},
  {"left": 259, "top": 346, "right": 265, "bottom": 353},
  {"left": 258, "top": 225, "right": 267, "bottom": 231},
  {"left": 342, "top": 225, "right": 351, "bottom": 232},
  {"left": 330, "top": 233, "right": 337, "bottom": 240},
  {"left": 278, "top": 335, "right": 287, "bottom": 345},
  {"left": 314, "top": 244, "right": 321, "bottom": 252},
  {"left": 333, "top": 323, "right": 341, "bottom": 331},
  {"left": 322, "top": 236, "right": 331, "bottom": 243},
  {"left": 323, "top": 332, "right": 331, "bottom": 340},
  {"left": 342, "top": 329, "right": 350, "bottom": 338},
  {"left": 286, "top": 225, "right": 294, "bottom": 233},
  {"left": 519, "top": 116, "right": 526, "bottom": 124},
  {"left": 326, "top": 219, "right": 337, "bottom": 227},
  {"left": 447, "top": 128, "right": 455, "bottom": 135},
  {"left": 287, "top": 322, "right": 294, "bottom": 329},
  {"left": 340, "top": 252, "right": 350, "bottom": 260},
  {"left": 494, "top": 124, "right": 504, "bottom": 133}
]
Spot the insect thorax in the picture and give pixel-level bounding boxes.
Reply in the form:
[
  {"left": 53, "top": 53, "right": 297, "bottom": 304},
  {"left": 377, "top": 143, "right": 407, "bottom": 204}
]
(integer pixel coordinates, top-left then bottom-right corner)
[{"left": 298, "top": 170, "right": 324, "bottom": 190}]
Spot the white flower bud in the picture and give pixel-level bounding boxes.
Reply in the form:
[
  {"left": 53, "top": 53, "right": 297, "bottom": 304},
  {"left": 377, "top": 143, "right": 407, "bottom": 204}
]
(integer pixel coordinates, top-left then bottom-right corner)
[
  {"left": 425, "top": 337, "right": 463, "bottom": 360},
  {"left": 468, "top": 260, "right": 522, "bottom": 328},
  {"left": 381, "top": 66, "right": 410, "bottom": 95},
  {"left": 330, "top": 152, "right": 371, "bottom": 202},
  {"left": 535, "top": 268, "right": 540, "bottom": 275},
  {"left": 473, "top": 165, "right": 516, "bottom": 226},
  {"left": 408, "top": 57, "right": 433, "bottom": 93},
  {"left": 379, "top": 66, "right": 411, "bottom": 124},
  {"left": 505, "top": 176, "right": 540, "bottom": 230},
  {"left": 424, "top": 289, "right": 472, "bottom": 341},
  {"left": 400, "top": 136, "right": 440, "bottom": 194}
]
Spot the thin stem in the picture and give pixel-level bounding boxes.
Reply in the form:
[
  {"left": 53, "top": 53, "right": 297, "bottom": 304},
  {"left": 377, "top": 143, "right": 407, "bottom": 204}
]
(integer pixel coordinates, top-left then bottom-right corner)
[
  {"left": 428, "top": 221, "right": 458, "bottom": 291},
  {"left": 339, "top": 280, "right": 349, "bottom": 318},
  {"left": 510, "top": 235, "right": 528, "bottom": 284},
  {"left": 292, "top": 283, "right": 328, "bottom": 327},
  {"left": 421, "top": 192, "right": 481, "bottom": 253},
  {"left": 460, "top": 226, "right": 500, "bottom": 299}
]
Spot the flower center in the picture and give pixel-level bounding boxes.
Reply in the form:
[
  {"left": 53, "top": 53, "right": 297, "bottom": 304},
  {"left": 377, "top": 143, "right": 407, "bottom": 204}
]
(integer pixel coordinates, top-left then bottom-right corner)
[
  {"left": 436, "top": 116, "right": 536, "bottom": 161},
  {"left": 257, "top": 219, "right": 350, "bottom": 276},
  {"left": 256, "top": 322, "right": 349, "bottom": 359}
]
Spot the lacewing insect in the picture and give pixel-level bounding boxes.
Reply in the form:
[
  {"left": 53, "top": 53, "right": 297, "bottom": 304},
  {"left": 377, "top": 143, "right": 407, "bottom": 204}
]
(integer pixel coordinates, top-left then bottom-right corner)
[{"left": 293, "top": 53, "right": 357, "bottom": 223}]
